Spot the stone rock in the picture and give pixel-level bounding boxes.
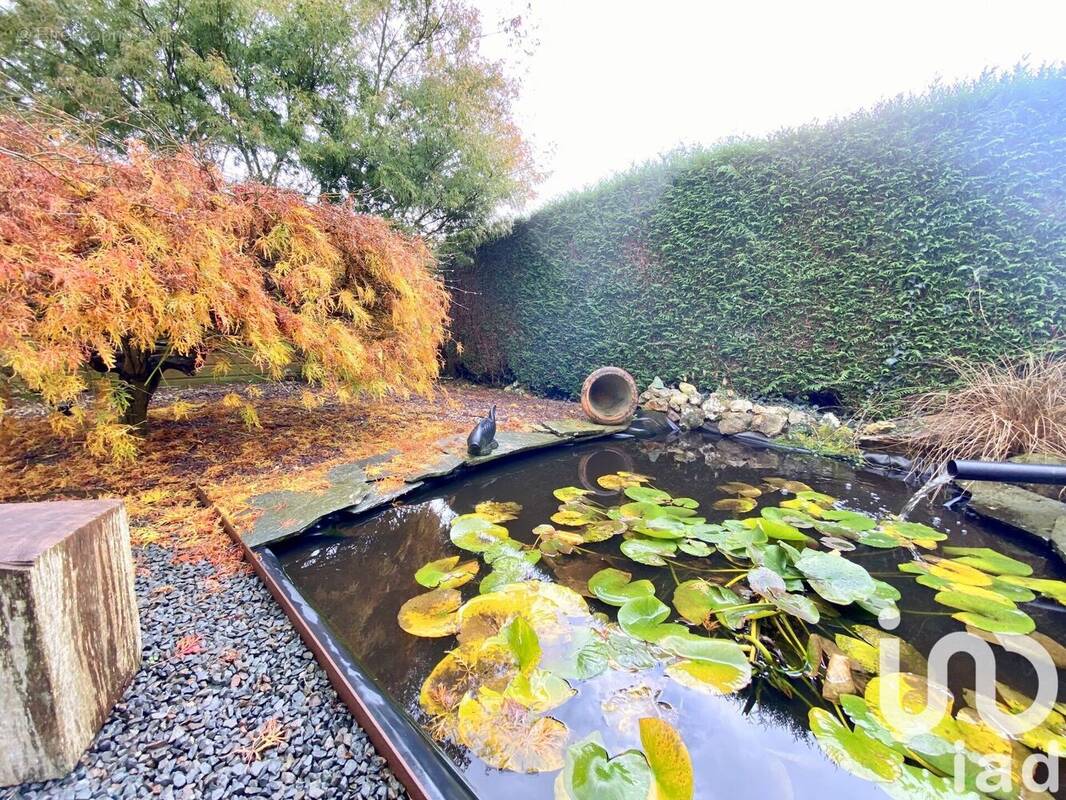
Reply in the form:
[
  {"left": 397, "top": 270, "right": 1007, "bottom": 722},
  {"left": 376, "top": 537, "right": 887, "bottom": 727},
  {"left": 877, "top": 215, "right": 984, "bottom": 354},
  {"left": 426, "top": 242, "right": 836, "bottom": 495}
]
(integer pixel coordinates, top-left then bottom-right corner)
[
  {"left": 821, "top": 412, "right": 842, "bottom": 429},
  {"left": 718, "top": 411, "right": 752, "bottom": 435},
  {"left": 643, "top": 396, "right": 669, "bottom": 413},
  {"left": 677, "top": 406, "right": 705, "bottom": 431},
  {"left": 787, "top": 409, "right": 815, "bottom": 428},
  {"left": 751, "top": 409, "right": 788, "bottom": 437},
  {"left": 649, "top": 376, "right": 665, "bottom": 390},
  {"left": 961, "top": 481, "right": 1066, "bottom": 551},
  {"left": 678, "top": 382, "right": 701, "bottom": 402},
  {"left": 727, "top": 399, "right": 753, "bottom": 414},
  {"left": 860, "top": 420, "right": 897, "bottom": 437},
  {"left": 701, "top": 394, "right": 726, "bottom": 421},
  {"left": 667, "top": 390, "right": 688, "bottom": 412}
]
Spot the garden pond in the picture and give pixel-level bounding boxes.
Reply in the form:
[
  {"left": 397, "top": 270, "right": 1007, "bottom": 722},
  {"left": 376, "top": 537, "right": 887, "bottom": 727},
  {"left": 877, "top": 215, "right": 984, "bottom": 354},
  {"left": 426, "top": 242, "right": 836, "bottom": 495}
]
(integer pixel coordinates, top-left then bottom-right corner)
[{"left": 275, "top": 433, "right": 1066, "bottom": 800}]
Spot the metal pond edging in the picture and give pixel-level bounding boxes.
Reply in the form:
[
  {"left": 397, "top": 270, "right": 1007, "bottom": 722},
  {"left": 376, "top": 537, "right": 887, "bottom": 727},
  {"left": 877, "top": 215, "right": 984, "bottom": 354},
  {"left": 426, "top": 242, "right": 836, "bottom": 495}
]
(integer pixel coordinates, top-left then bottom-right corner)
[
  {"left": 197, "top": 426, "right": 626, "bottom": 800},
  {"left": 200, "top": 484, "right": 479, "bottom": 800}
]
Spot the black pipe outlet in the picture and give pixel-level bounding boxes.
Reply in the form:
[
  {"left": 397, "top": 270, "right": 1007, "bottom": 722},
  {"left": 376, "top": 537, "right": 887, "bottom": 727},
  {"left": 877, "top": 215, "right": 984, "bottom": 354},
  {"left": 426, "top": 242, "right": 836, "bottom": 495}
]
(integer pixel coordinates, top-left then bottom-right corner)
[{"left": 946, "top": 459, "right": 1066, "bottom": 486}]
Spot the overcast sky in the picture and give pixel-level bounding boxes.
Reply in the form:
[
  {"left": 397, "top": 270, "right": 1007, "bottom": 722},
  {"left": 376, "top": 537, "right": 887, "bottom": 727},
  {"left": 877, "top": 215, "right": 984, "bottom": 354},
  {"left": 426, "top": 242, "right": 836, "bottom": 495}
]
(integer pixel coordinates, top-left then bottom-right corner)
[{"left": 474, "top": 0, "right": 1066, "bottom": 209}]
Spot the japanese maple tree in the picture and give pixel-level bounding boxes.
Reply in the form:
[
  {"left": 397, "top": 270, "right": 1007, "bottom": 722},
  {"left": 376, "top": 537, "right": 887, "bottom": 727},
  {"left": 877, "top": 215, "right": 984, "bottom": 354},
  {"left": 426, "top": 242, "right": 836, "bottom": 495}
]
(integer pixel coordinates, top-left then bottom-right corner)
[{"left": 0, "top": 116, "right": 449, "bottom": 448}]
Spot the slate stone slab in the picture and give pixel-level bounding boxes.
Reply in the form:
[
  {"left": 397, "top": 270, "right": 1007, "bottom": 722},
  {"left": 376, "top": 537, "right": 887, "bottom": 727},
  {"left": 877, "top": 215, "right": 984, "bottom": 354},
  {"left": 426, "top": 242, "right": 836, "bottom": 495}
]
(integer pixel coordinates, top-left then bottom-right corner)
[
  {"left": 242, "top": 419, "right": 625, "bottom": 548},
  {"left": 960, "top": 480, "right": 1066, "bottom": 559}
]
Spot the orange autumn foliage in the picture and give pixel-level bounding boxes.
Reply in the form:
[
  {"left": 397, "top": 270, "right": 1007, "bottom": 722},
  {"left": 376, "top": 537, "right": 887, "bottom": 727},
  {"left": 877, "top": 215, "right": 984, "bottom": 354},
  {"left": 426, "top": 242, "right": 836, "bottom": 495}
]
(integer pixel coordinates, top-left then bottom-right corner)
[{"left": 0, "top": 115, "right": 449, "bottom": 453}]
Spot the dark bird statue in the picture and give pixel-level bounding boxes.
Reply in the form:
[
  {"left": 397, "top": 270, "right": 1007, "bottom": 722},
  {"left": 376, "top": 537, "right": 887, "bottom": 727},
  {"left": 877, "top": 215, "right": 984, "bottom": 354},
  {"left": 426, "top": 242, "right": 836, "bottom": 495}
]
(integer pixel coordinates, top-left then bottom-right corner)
[{"left": 467, "top": 405, "right": 498, "bottom": 456}]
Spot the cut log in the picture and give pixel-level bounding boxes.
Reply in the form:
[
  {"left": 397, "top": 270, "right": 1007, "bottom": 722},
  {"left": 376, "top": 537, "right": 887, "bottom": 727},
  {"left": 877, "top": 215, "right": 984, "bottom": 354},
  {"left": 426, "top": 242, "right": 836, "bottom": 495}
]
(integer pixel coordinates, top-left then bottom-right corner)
[{"left": 0, "top": 500, "right": 141, "bottom": 786}]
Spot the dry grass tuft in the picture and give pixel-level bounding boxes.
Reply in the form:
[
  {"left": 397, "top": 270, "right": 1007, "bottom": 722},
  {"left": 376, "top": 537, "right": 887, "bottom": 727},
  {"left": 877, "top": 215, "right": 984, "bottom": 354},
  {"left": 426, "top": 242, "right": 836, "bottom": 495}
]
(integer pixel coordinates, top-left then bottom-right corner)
[{"left": 896, "top": 353, "right": 1066, "bottom": 472}]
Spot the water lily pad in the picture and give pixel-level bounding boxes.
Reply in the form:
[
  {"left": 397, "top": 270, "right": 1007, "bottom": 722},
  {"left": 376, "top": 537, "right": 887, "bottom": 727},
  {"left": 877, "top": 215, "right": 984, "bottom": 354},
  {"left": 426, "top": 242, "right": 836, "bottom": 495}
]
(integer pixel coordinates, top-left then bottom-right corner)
[
  {"left": 588, "top": 568, "right": 656, "bottom": 607},
  {"left": 881, "top": 764, "right": 986, "bottom": 800},
  {"left": 772, "top": 592, "right": 820, "bottom": 623},
  {"left": 419, "top": 639, "right": 517, "bottom": 717},
  {"left": 415, "top": 556, "right": 480, "bottom": 589},
  {"left": 480, "top": 551, "right": 542, "bottom": 594},
  {"left": 665, "top": 657, "right": 752, "bottom": 695},
  {"left": 941, "top": 546, "right": 1033, "bottom": 577},
  {"left": 456, "top": 688, "right": 568, "bottom": 772},
  {"left": 808, "top": 707, "right": 904, "bottom": 782},
  {"left": 503, "top": 669, "right": 575, "bottom": 713},
  {"left": 474, "top": 500, "right": 523, "bottom": 523},
  {"left": 935, "top": 589, "right": 1035, "bottom": 635},
  {"left": 819, "top": 509, "right": 877, "bottom": 531},
  {"left": 634, "top": 516, "right": 689, "bottom": 540},
  {"left": 671, "top": 497, "right": 700, "bottom": 509},
  {"left": 536, "top": 524, "right": 585, "bottom": 555},
  {"left": 620, "top": 537, "right": 677, "bottom": 566},
  {"left": 598, "top": 472, "right": 649, "bottom": 491},
  {"left": 451, "top": 514, "right": 512, "bottom": 552},
  {"left": 997, "top": 576, "right": 1066, "bottom": 604},
  {"left": 794, "top": 549, "right": 877, "bottom": 606},
  {"left": 780, "top": 480, "right": 813, "bottom": 493},
  {"left": 821, "top": 536, "right": 856, "bottom": 551},
  {"left": 796, "top": 490, "right": 836, "bottom": 507},
  {"left": 640, "top": 718, "right": 694, "bottom": 800},
  {"left": 718, "top": 481, "right": 762, "bottom": 498},
  {"left": 755, "top": 516, "right": 810, "bottom": 542},
  {"left": 458, "top": 581, "right": 590, "bottom": 647},
  {"left": 554, "top": 733, "right": 652, "bottom": 800},
  {"left": 678, "top": 539, "right": 713, "bottom": 557},
  {"left": 617, "top": 596, "right": 671, "bottom": 640},
  {"left": 554, "top": 487, "right": 593, "bottom": 502},
  {"left": 712, "top": 497, "right": 757, "bottom": 513},
  {"left": 672, "top": 580, "right": 742, "bottom": 625},
  {"left": 761, "top": 506, "right": 817, "bottom": 528},
  {"left": 882, "top": 520, "right": 948, "bottom": 548},
  {"left": 624, "top": 486, "right": 672, "bottom": 504},
  {"left": 543, "top": 627, "right": 610, "bottom": 681},
  {"left": 582, "top": 519, "right": 628, "bottom": 542},
  {"left": 398, "top": 588, "right": 462, "bottom": 637},
  {"left": 780, "top": 498, "right": 825, "bottom": 517},
  {"left": 552, "top": 509, "right": 600, "bottom": 527}
]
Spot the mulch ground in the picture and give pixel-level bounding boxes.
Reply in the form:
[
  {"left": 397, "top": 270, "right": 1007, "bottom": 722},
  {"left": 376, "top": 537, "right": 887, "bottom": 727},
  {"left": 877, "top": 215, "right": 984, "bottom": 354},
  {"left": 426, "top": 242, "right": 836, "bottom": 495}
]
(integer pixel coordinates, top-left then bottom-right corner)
[{"left": 0, "top": 379, "right": 581, "bottom": 799}]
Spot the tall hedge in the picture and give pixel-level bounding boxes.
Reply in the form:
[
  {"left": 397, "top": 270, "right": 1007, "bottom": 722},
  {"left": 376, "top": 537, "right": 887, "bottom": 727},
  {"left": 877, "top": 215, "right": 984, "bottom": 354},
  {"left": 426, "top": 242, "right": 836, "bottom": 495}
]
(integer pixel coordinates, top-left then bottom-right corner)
[{"left": 454, "top": 67, "right": 1065, "bottom": 409}]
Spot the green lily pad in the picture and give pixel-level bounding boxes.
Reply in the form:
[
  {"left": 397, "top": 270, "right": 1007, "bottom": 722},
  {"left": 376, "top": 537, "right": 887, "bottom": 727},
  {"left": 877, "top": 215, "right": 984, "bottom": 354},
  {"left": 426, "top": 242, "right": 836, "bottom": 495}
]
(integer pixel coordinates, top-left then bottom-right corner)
[
  {"left": 672, "top": 580, "right": 741, "bottom": 625},
  {"left": 808, "top": 707, "right": 904, "bottom": 782},
  {"left": 819, "top": 509, "right": 877, "bottom": 531},
  {"left": 665, "top": 656, "right": 753, "bottom": 695},
  {"left": 755, "top": 517, "right": 810, "bottom": 542},
  {"left": 678, "top": 539, "right": 713, "bottom": 557},
  {"left": 624, "top": 486, "right": 672, "bottom": 504},
  {"left": 794, "top": 549, "right": 877, "bottom": 606},
  {"left": 934, "top": 589, "right": 1035, "bottom": 634},
  {"left": 450, "top": 514, "right": 512, "bottom": 552},
  {"left": 554, "top": 487, "right": 593, "bottom": 503},
  {"left": 582, "top": 519, "right": 628, "bottom": 542},
  {"left": 415, "top": 556, "right": 479, "bottom": 589},
  {"left": 772, "top": 592, "right": 820, "bottom": 623},
  {"left": 998, "top": 576, "right": 1066, "bottom": 604},
  {"left": 479, "top": 551, "right": 541, "bottom": 594},
  {"left": 634, "top": 517, "right": 688, "bottom": 540},
  {"left": 617, "top": 596, "right": 671, "bottom": 641},
  {"left": 671, "top": 497, "right": 700, "bottom": 509},
  {"left": 555, "top": 733, "right": 652, "bottom": 800},
  {"left": 941, "top": 546, "right": 1033, "bottom": 577},
  {"left": 620, "top": 537, "right": 677, "bottom": 566},
  {"left": 588, "top": 568, "right": 656, "bottom": 607}
]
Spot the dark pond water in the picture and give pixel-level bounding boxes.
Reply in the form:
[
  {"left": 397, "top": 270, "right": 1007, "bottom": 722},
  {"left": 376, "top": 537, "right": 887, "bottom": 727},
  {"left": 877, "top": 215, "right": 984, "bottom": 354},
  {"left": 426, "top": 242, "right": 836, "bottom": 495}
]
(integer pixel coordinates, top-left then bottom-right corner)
[{"left": 275, "top": 433, "right": 1066, "bottom": 800}]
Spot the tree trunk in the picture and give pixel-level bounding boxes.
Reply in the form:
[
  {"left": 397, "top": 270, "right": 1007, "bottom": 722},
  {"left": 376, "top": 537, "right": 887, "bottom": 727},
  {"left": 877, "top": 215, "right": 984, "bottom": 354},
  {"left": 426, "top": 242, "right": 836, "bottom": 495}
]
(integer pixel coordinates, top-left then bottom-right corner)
[{"left": 121, "top": 373, "right": 160, "bottom": 432}]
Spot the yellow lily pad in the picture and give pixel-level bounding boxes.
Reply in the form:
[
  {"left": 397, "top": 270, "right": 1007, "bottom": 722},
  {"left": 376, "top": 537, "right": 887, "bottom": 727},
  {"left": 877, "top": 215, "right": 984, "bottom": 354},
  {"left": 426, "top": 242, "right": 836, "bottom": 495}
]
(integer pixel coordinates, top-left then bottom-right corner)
[{"left": 398, "top": 588, "right": 462, "bottom": 638}]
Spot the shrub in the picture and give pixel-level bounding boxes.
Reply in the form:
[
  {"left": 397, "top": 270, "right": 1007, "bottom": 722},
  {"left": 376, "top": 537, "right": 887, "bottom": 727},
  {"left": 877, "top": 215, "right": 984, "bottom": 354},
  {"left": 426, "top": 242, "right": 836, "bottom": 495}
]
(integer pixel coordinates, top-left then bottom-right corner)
[
  {"left": 455, "top": 66, "right": 1066, "bottom": 409},
  {"left": 0, "top": 115, "right": 449, "bottom": 452}
]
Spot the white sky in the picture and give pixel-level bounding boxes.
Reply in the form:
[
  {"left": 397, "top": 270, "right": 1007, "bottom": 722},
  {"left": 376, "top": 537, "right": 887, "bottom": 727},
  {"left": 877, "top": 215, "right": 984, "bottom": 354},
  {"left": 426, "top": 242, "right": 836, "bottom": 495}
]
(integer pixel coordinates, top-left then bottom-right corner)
[{"left": 474, "top": 0, "right": 1066, "bottom": 209}]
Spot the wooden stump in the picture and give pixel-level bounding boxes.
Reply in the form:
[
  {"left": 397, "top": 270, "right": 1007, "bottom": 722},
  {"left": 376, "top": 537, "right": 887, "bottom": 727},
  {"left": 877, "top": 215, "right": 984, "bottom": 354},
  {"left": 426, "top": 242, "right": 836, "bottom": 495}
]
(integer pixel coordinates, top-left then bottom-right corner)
[{"left": 0, "top": 500, "right": 142, "bottom": 786}]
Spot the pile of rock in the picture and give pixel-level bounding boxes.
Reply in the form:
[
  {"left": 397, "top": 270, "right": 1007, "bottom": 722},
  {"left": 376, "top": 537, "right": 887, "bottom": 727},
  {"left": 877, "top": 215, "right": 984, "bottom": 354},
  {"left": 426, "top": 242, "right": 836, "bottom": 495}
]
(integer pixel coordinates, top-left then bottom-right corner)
[{"left": 637, "top": 378, "right": 841, "bottom": 438}]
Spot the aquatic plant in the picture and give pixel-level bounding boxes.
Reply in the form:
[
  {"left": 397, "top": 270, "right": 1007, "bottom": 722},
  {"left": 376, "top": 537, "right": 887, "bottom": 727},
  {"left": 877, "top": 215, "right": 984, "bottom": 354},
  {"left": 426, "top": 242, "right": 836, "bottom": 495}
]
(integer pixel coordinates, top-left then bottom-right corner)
[{"left": 397, "top": 473, "right": 1066, "bottom": 797}]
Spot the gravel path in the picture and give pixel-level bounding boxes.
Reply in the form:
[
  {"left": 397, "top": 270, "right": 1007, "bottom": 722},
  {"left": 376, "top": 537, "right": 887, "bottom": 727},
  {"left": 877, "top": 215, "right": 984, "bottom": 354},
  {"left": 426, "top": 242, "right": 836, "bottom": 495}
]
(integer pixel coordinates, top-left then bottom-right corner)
[{"left": 2, "top": 546, "right": 408, "bottom": 800}]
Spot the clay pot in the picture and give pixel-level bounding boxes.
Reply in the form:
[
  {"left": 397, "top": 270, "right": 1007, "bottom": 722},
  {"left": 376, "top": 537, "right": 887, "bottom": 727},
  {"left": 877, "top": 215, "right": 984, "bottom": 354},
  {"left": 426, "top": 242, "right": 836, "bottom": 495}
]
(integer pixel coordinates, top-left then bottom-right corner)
[{"left": 580, "top": 367, "right": 638, "bottom": 425}]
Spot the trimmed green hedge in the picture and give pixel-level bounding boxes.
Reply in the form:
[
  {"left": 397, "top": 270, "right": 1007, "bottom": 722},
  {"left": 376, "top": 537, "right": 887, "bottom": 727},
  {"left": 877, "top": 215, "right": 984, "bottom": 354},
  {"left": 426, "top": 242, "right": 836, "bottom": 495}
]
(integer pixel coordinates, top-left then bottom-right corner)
[{"left": 454, "top": 67, "right": 1065, "bottom": 409}]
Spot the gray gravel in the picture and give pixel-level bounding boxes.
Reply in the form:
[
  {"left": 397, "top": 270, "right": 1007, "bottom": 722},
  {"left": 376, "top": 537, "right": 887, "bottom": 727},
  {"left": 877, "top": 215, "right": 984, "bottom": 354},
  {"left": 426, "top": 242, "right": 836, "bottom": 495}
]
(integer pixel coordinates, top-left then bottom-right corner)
[{"left": 2, "top": 546, "right": 408, "bottom": 800}]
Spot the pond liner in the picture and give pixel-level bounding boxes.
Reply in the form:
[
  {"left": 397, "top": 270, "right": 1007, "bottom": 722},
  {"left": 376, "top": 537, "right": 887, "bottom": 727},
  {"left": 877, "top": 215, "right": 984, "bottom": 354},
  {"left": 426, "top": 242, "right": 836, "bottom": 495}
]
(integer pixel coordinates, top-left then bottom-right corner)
[{"left": 228, "top": 528, "right": 479, "bottom": 800}]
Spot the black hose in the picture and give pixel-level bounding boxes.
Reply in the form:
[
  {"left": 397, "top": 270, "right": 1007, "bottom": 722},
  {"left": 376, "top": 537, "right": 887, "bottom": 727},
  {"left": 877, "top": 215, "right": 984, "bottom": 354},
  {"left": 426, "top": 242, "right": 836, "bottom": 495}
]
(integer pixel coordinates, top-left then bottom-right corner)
[{"left": 946, "top": 459, "right": 1066, "bottom": 486}]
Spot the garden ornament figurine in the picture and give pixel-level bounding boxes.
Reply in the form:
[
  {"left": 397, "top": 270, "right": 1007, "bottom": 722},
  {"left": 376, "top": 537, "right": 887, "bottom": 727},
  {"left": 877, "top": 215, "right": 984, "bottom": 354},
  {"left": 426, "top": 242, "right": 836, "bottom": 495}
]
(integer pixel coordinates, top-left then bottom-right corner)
[{"left": 467, "top": 405, "right": 498, "bottom": 456}]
